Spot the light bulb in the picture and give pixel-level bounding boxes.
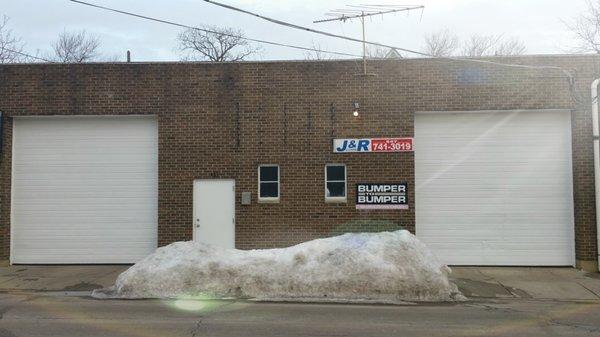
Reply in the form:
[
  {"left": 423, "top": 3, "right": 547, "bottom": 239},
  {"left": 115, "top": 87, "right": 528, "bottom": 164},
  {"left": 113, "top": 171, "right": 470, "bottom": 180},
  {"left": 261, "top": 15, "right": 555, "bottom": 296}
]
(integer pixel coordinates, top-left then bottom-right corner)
[{"left": 353, "top": 111, "right": 359, "bottom": 117}]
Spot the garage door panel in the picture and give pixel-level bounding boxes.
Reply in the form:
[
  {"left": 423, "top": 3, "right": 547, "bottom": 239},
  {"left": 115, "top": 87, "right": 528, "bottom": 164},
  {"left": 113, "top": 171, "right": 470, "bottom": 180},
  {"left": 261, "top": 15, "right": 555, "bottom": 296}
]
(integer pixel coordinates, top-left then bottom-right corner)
[
  {"left": 13, "top": 192, "right": 156, "bottom": 200},
  {"left": 418, "top": 162, "right": 570, "bottom": 169},
  {"left": 14, "top": 233, "right": 156, "bottom": 242},
  {"left": 14, "top": 200, "right": 156, "bottom": 208},
  {"left": 440, "top": 256, "right": 573, "bottom": 266},
  {"left": 415, "top": 110, "right": 574, "bottom": 266},
  {"left": 420, "top": 206, "right": 571, "bottom": 214},
  {"left": 418, "top": 162, "right": 568, "bottom": 172},
  {"left": 421, "top": 199, "right": 570, "bottom": 206},
  {"left": 14, "top": 222, "right": 155, "bottom": 230},
  {"left": 419, "top": 166, "right": 568, "bottom": 176},
  {"left": 15, "top": 240, "right": 156, "bottom": 248},
  {"left": 14, "top": 165, "right": 157, "bottom": 173},
  {"left": 11, "top": 116, "right": 158, "bottom": 264},
  {"left": 418, "top": 141, "right": 569, "bottom": 149},
  {"left": 418, "top": 223, "right": 573, "bottom": 232},
  {"left": 418, "top": 188, "right": 566, "bottom": 196}
]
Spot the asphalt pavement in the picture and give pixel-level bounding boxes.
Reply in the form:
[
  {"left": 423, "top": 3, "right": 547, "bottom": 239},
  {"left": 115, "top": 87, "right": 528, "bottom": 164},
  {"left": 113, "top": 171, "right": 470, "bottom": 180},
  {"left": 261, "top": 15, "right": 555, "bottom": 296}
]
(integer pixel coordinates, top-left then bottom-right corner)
[
  {"left": 0, "top": 266, "right": 599, "bottom": 337},
  {"left": 0, "top": 292, "right": 599, "bottom": 337}
]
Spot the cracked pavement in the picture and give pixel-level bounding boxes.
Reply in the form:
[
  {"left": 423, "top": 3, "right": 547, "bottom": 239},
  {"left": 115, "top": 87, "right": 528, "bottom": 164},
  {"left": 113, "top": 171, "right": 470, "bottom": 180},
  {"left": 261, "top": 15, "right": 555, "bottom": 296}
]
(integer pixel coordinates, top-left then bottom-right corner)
[
  {"left": 0, "top": 266, "right": 599, "bottom": 336},
  {"left": 0, "top": 292, "right": 599, "bottom": 337}
]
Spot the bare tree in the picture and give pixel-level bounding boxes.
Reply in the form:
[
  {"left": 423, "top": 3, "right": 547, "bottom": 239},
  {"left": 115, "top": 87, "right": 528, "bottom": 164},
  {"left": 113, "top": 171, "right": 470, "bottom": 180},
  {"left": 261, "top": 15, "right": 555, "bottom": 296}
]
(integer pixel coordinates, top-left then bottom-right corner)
[
  {"left": 304, "top": 41, "right": 332, "bottom": 60},
  {"left": 461, "top": 34, "right": 503, "bottom": 57},
  {"left": 423, "top": 29, "right": 459, "bottom": 57},
  {"left": 564, "top": 0, "right": 600, "bottom": 53},
  {"left": 52, "top": 30, "right": 101, "bottom": 63},
  {"left": 461, "top": 34, "right": 526, "bottom": 57},
  {"left": 0, "top": 15, "right": 25, "bottom": 63},
  {"left": 494, "top": 37, "right": 527, "bottom": 56},
  {"left": 178, "top": 26, "right": 260, "bottom": 62}
]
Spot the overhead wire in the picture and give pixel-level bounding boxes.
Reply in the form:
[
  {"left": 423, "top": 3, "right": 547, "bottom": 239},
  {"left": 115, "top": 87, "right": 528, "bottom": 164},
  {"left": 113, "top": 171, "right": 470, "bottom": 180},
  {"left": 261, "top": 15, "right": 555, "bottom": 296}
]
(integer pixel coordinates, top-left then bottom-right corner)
[
  {"left": 197, "top": 0, "right": 576, "bottom": 78},
  {"left": 338, "top": 20, "right": 362, "bottom": 74},
  {"left": 0, "top": 47, "right": 53, "bottom": 63},
  {"left": 197, "top": 0, "right": 584, "bottom": 103},
  {"left": 68, "top": 0, "right": 576, "bottom": 78},
  {"left": 66, "top": 0, "right": 583, "bottom": 103},
  {"left": 67, "top": 0, "right": 362, "bottom": 59}
]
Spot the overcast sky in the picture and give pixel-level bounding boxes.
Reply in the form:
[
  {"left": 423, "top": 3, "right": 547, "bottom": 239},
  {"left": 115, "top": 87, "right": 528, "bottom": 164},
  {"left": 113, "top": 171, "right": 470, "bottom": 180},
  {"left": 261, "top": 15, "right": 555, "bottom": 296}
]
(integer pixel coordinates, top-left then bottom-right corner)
[{"left": 1, "top": 0, "right": 591, "bottom": 61}]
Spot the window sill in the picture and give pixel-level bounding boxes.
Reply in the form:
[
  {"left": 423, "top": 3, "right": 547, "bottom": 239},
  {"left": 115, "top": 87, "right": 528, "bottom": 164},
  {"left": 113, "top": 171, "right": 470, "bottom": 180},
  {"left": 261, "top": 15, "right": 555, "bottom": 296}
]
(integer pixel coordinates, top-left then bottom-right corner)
[
  {"left": 258, "top": 198, "right": 280, "bottom": 204},
  {"left": 325, "top": 197, "right": 347, "bottom": 204}
]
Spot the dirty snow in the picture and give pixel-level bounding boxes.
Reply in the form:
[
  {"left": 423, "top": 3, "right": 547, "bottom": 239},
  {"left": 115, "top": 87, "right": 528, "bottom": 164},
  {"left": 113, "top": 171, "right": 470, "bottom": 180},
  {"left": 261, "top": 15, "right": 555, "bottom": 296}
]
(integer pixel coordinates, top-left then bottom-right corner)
[{"left": 92, "top": 230, "right": 463, "bottom": 302}]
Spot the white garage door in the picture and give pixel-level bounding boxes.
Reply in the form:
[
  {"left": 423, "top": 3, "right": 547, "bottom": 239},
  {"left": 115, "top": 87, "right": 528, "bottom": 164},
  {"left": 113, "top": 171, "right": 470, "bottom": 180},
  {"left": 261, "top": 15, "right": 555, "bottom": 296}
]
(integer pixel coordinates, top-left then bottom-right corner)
[
  {"left": 415, "top": 110, "right": 575, "bottom": 266},
  {"left": 11, "top": 116, "right": 158, "bottom": 264}
]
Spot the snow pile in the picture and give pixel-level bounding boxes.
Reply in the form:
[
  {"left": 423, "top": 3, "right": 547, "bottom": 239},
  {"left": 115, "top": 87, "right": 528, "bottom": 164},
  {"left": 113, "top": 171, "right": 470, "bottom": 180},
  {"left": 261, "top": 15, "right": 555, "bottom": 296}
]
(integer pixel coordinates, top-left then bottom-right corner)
[{"left": 93, "top": 230, "right": 462, "bottom": 302}]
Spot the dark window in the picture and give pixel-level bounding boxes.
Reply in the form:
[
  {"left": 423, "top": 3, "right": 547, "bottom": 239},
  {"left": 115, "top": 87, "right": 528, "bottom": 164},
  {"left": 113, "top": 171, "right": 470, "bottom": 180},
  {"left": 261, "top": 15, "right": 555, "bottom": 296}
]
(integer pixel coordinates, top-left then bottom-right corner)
[
  {"left": 260, "top": 166, "right": 278, "bottom": 182},
  {"left": 260, "top": 182, "right": 278, "bottom": 198},
  {"left": 259, "top": 165, "right": 279, "bottom": 200},
  {"left": 326, "top": 165, "right": 345, "bottom": 181},
  {"left": 326, "top": 165, "right": 346, "bottom": 199}
]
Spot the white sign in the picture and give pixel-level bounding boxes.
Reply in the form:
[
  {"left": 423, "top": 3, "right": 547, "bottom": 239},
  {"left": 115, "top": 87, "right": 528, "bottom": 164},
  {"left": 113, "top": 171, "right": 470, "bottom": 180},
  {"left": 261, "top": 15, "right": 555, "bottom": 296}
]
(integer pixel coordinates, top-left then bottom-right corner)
[{"left": 356, "top": 183, "right": 409, "bottom": 210}]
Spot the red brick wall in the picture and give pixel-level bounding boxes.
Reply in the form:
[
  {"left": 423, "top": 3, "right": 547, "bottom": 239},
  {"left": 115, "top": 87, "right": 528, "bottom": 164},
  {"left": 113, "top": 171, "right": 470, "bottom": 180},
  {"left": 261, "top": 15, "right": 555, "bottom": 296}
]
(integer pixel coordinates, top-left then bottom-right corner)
[{"left": 0, "top": 56, "right": 598, "bottom": 264}]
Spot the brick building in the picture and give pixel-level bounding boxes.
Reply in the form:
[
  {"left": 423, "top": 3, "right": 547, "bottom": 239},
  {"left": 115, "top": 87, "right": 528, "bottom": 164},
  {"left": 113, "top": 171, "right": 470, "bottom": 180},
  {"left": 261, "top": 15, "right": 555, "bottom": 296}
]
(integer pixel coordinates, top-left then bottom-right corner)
[{"left": 0, "top": 55, "right": 598, "bottom": 271}]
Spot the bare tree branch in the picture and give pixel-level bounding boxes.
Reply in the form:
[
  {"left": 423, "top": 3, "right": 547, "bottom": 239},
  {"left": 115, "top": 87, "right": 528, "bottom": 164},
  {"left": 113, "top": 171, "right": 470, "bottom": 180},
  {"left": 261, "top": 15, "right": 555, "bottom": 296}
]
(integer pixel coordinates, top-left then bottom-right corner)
[
  {"left": 494, "top": 37, "right": 527, "bottom": 56},
  {"left": 423, "top": 29, "right": 459, "bottom": 57},
  {"left": 564, "top": 0, "right": 600, "bottom": 54},
  {"left": 0, "top": 15, "right": 26, "bottom": 63},
  {"left": 461, "top": 34, "right": 526, "bottom": 57},
  {"left": 304, "top": 42, "right": 332, "bottom": 60},
  {"left": 422, "top": 29, "right": 526, "bottom": 58},
  {"left": 461, "top": 34, "right": 503, "bottom": 57},
  {"left": 177, "top": 25, "right": 260, "bottom": 62},
  {"left": 52, "top": 30, "right": 102, "bottom": 63}
]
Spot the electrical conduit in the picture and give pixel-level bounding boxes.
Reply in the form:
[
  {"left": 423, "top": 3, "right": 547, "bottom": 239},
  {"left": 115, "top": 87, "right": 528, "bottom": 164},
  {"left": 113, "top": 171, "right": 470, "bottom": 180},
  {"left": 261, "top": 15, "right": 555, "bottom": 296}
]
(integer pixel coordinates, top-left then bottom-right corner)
[{"left": 592, "top": 79, "right": 600, "bottom": 271}]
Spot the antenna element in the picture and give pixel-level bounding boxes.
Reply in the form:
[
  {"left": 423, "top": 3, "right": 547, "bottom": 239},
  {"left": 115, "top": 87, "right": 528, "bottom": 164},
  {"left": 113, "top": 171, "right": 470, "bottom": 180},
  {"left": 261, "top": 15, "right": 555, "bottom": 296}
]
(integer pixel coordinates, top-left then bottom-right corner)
[{"left": 314, "top": 4, "right": 424, "bottom": 75}]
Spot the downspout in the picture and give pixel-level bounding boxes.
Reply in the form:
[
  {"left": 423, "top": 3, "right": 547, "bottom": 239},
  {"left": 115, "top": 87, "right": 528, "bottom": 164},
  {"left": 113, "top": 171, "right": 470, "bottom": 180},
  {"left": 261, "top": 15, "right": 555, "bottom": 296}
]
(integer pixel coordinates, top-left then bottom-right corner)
[
  {"left": 592, "top": 79, "right": 600, "bottom": 271},
  {"left": 0, "top": 111, "right": 3, "bottom": 162}
]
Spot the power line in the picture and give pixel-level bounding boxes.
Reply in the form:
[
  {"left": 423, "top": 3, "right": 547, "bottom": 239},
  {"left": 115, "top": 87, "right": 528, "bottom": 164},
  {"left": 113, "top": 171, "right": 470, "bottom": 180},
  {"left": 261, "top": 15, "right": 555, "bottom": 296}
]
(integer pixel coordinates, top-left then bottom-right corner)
[
  {"left": 66, "top": 0, "right": 582, "bottom": 103},
  {"left": 68, "top": 0, "right": 575, "bottom": 79},
  {"left": 67, "top": 0, "right": 362, "bottom": 58},
  {"left": 0, "top": 47, "right": 53, "bottom": 63},
  {"left": 198, "top": 0, "right": 575, "bottom": 77},
  {"left": 200, "top": 0, "right": 417, "bottom": 53},
  {"left": 200, "top": 0, "right": 584, "bottom": 104}
]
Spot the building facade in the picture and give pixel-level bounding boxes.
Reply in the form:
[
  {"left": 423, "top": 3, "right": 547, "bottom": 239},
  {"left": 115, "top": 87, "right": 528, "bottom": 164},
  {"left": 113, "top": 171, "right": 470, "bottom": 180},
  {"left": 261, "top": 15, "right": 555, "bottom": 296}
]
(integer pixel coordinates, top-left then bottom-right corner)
[{"left": 0, "top": 56, "right": 598, "bottom": 270}]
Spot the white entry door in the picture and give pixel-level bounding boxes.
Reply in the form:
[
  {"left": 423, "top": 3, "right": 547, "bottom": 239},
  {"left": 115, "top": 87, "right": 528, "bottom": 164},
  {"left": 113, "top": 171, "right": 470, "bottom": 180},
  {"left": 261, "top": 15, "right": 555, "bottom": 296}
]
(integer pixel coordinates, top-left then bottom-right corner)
[
  {"left": 193, "top": 180, "right": 235, "bottom": 249},
  {"left": 415, "top": 110, "right": 575, "bottom": 266}
]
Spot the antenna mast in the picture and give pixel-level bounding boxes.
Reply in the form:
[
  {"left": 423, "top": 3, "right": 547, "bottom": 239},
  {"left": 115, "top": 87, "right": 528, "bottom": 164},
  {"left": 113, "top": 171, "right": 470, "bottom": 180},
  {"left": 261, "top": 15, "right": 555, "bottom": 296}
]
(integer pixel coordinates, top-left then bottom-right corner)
[{"left": 314, "top": 4, "right": 424, "bottom": 75}]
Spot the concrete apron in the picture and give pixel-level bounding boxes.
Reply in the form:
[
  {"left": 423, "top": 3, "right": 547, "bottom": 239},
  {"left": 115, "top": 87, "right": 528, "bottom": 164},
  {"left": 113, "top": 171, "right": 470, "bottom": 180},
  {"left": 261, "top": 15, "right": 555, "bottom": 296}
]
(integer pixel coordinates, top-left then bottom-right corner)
[
  {"left": 0, "top": 266, "right": 599, "bottom": 301},
  {"left": 0, "top": 265, "right": 129, "bottom": 292},
  {"left": 452, "top": 267, "right": 600, "bottom": 301}
]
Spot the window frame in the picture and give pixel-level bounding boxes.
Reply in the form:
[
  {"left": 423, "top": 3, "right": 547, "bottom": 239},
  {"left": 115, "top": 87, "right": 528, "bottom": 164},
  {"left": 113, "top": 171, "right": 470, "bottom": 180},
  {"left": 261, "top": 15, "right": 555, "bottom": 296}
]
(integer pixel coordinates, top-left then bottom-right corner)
[
  {"left": 258, "top": 164, "right": 280, "bottom": 203},
  {"left": 325, "top": 164, "right": 347, "bottom": 203}
]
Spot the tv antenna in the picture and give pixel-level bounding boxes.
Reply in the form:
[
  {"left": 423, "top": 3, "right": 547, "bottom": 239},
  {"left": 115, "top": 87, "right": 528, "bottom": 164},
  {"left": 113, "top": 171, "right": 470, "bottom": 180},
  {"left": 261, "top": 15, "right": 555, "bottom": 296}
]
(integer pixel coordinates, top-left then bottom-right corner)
[{"left": 314, "top": 4, "right": 424, "bottom": 75}]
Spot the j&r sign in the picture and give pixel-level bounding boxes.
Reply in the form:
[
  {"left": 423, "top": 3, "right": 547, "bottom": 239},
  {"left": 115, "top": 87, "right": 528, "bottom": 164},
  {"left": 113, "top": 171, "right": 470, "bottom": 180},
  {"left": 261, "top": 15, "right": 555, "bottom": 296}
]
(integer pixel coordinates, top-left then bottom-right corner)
[{"left": 333, "top": 138, "right": 413, "bottom": 153}]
